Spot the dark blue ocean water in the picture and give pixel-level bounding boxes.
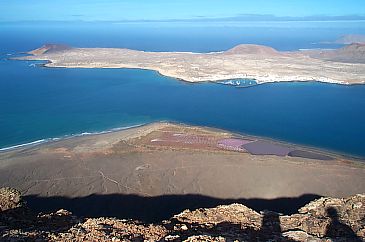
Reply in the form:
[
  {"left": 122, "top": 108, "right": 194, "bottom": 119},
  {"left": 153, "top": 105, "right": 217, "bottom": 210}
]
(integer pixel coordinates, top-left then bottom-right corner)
[
  {"left": 2, "top": 21, "right": 365, "bottom": 53},
  {"left": 1, "top": 22, "right": 365, "bottom": 157}
]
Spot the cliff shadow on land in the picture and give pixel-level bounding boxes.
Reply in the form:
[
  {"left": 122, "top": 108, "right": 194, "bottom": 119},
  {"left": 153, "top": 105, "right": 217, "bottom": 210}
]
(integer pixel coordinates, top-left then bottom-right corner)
[{"left": 24, "top": 193, "right": 321, "bottom": 223}]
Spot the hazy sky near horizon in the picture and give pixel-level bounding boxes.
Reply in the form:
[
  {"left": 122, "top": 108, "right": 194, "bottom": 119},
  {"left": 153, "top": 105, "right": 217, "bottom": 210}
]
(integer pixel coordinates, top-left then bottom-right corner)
[{"left": 0, "top": 0, "right": 364, "bottom": 22}]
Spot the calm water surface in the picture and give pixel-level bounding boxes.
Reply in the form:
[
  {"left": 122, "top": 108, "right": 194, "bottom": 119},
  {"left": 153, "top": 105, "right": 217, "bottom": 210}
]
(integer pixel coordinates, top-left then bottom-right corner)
[{"left": 0, "top": 22, "right": 365, "bottom": 157}]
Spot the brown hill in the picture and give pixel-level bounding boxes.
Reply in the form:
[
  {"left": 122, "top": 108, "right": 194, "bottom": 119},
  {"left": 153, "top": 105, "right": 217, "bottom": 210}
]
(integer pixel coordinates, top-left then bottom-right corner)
[
  {"left": 224, "top": 44, "right": 280, "bottom": 55},
  {"left": 28, "top": 44, "right": 71, "bottom": 56},
  {"left": 335, "top": 34, "right": 365, "bottom": 44},
  {"left": 307, "top": 43, "right": 365, "bottom": 63}
]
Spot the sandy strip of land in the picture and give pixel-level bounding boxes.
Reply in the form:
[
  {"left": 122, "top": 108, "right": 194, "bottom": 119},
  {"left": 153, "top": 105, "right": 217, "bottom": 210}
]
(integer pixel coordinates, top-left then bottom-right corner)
[
  {"left": 0, "top": 122, "right": 364, "bottom": 202},
  {"left": 16, "top": 44, "right": 365, "bottom": 84}
]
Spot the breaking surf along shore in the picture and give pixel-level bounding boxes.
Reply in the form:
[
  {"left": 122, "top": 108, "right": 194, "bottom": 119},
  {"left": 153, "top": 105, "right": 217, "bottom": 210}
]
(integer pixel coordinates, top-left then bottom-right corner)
[{"left": 0, "top": 122, "right": 364, "bottom": 213}]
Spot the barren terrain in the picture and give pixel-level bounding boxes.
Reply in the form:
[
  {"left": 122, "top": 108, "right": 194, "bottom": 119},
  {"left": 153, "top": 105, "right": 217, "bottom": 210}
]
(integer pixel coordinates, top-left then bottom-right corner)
[
  {"left": 0, "top": 123, "right": 364, "bottom": 221},
  {"left": 17, "top": 43, "right": 365, "bottom": 84}
]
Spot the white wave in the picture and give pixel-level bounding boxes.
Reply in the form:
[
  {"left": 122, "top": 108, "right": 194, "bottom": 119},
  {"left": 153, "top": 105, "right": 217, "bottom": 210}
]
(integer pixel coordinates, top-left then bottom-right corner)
[
  {"left": 0, "top": 139, "right": 47, "bottom": 152},
  {"left": 0, "top": 123, "right": 147, "bottom": 152}
]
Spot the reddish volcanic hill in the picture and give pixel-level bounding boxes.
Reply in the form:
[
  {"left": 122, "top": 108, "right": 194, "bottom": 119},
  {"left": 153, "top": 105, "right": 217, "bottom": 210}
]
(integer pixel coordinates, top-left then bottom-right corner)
[
  {"left": 28, "top": 44, "right": 71, "bottom": 55},
  {"left": 224, "top": 44, "right": 280, "bottom": 55},
  {"left": 335, "top": 34, "right": 365, "bottom": 44},
  {"left": 308, "top": 43, "right": 365, "bottom": 63}
]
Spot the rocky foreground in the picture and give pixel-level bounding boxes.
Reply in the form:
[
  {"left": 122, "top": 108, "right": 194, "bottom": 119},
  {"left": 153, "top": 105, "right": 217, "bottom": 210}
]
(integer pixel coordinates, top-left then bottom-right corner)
[{"left": 1, "top": 187, "right": 364, "bottom": 241}]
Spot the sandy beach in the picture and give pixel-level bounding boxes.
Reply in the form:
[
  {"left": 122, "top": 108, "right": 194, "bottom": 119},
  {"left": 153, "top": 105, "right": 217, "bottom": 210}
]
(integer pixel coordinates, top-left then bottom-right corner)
[{"left": 0, "top": 122, "right": 364, "bottom": 221}]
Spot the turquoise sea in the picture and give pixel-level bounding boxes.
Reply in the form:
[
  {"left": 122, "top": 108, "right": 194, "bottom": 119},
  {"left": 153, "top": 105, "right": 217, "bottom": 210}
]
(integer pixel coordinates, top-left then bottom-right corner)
[{"left": 1, "top": 21, "right": 365, "bottom": 158}]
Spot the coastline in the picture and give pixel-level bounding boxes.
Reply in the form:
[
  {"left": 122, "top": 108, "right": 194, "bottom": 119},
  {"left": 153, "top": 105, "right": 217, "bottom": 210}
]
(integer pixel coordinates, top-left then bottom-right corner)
[
  {"left": 173, "top": 122, "right": 365, "bottom": 162},
  {"left": 1, "top": 121, "right": 364, "bottom": 162},
  {"left": 31, "top": 60, "right": 361, "bottom": 88},
  {"left": 0, "top": 123, "right": 148, "bottom": 153},
  {"left": 5, "top": 44, "right": 365, "bottom": 159},
  {"left": 15, "top": 43, "right": 365, "bottom": 85},
  {"left": 20, "top": 59, "right": 365, "bottom": 87},
  {"left": 40, "top": 60, "right": 348, "bottom": 85},
  {"left": 1, "top": 121, "right": 364, "bottom": 206}
]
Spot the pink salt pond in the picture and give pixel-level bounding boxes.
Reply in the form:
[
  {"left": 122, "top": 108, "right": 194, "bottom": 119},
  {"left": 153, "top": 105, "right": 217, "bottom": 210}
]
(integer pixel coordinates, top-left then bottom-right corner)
[
  {"left": 217, "top": 138, "right": 253, "bottom": 151},
  {"left": 242, "top": 140, "right": 293, "bottom": 156}
]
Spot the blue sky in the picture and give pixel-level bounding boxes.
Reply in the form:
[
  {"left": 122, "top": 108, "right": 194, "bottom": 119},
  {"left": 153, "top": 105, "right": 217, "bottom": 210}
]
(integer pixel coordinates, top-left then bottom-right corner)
[{"left": 0, "top": 0, "right": 364, "bottom": 22}]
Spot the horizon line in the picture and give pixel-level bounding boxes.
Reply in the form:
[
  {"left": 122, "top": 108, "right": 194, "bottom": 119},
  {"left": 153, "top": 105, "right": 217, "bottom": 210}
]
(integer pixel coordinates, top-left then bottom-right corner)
[{"left": 1, "top": 14, "right": 365, "bottom": 24}]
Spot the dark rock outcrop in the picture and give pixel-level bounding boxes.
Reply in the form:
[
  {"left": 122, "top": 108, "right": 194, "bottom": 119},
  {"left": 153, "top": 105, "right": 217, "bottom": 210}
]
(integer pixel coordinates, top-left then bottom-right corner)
[
  {"left": 0, "top": 188, "right": 364, "bottom": 241},
  {"left": 0, "top": 187, "right": 24, "bottom": 212}
]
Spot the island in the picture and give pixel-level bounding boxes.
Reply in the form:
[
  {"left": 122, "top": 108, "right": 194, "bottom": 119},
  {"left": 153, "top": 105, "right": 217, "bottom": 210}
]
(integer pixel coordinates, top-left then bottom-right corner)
[
  {"left": 333, "top": 34, "right": 365, "bottom": 45},
  {"left": 17, "top": 43, "right": 365, "bottom": 85},
  {"left": 4, "top": 43, "right": 365, "bottom": 241}
]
